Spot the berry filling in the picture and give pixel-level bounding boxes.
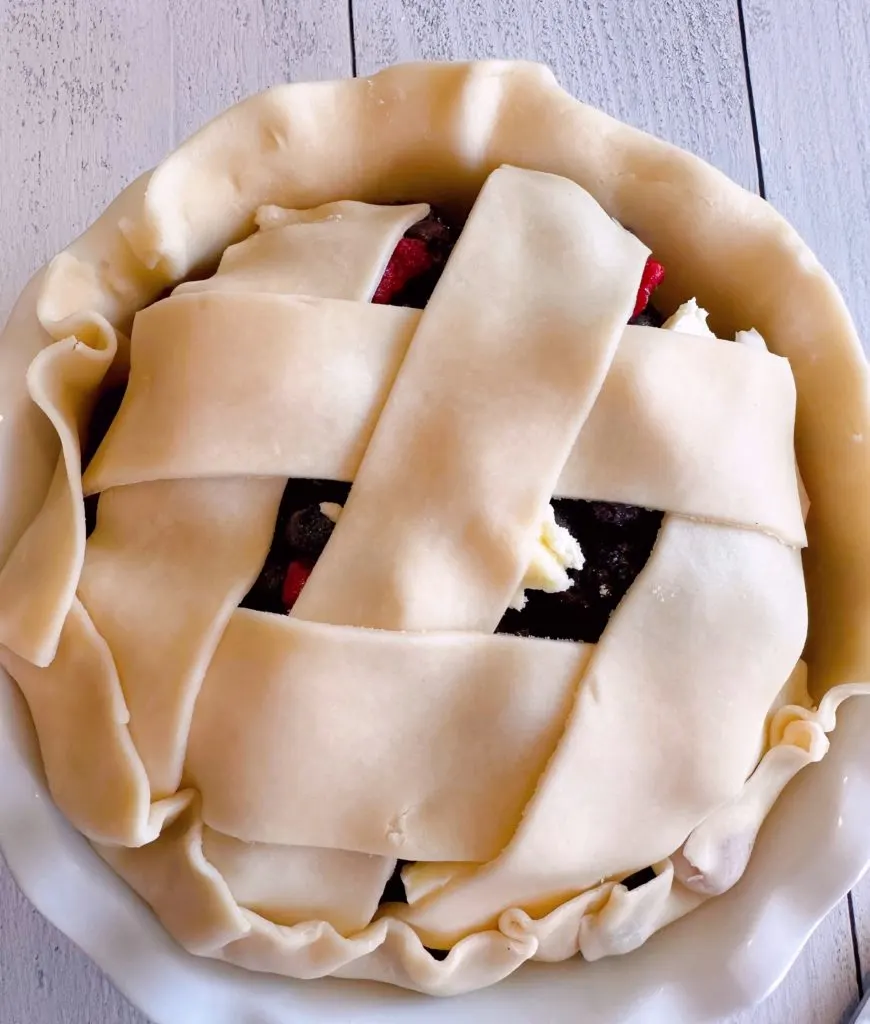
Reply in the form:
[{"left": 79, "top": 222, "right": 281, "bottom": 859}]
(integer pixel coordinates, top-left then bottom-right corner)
[
  {"left": 281, "top": 560, "right": 314, "bottom": 611},
  {"left": 373, "top": 211, "right": 456, "bottom": 308},
  {"left": 622, "top": 866, "right": 657, "bottom": 891},
  {"left": 372, "top": 237, "right": 435, "bottom": 304},
  {"left": 632, "top": 257, "right": 666, "bottom": 318},
  {"left": 241, "top": 480, "right": 349, "bottom": 615},
  {"left": 496, "top": 500, "right": 663, "bottom": 644}
]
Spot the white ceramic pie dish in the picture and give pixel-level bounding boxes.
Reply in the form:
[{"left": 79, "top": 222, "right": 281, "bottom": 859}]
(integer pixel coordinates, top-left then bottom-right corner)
[
  {"left": 2, "top": 668, "right": 870, "bottom": 1024},
  {"left": 1, "top": 59, "right": 870, "bottom": 1022}
]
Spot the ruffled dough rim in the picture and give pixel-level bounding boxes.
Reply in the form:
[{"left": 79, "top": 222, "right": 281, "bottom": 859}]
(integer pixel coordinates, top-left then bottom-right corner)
[
  {"left": 0, "top": 59, "right": 867, "bottom": 996},
  {"left": 3, "top": 60, "right": 867, "bottom": 684}
]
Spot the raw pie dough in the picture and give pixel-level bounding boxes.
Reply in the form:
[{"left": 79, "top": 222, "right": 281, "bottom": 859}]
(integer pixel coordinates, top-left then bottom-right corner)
[{"left": 0, "top": 61, "right": 868, "bottom": 997}]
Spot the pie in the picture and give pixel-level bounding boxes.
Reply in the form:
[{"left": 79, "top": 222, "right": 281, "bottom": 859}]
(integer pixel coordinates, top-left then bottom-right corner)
[{"left": 0, "top": 60, "right": 868, "bottom": 998}]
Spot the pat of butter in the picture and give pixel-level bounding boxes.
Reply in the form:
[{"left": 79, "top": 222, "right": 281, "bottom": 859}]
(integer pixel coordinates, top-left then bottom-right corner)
[
  {"left": 510, "top": 504, "right": 584, "bottom": 612},
  {"left": 661, "top": 297, "right": 716, "bottom": 338},
  {"left": 664, "top": 301, "right": 769, "bottom": 352}
]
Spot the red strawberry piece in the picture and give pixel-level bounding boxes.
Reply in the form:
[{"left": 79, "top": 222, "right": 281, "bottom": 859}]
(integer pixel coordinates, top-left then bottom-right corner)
[
  {"left": 632, "top": 257, "right": 666, "bottom": 318},
  {"left": 282, "top": 559, "right": 314, "bottom": 611},
  {"left": 372, "top": 237, "right": 435, "bottom": 304}
]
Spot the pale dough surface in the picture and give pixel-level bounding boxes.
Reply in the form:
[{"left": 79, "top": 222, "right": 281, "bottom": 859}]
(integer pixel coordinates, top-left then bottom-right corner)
[
  {"left": 84, "top": 299, "right": 805, "bottom": 547},
  {"left": 186, "top": 612, "right": 593, "bottom": 861},
  {"left": 0, "top": 61, "right": 866, "bottom": 997}
]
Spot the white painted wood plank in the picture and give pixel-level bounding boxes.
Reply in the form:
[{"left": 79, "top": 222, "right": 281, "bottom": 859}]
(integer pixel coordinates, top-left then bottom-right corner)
[
  {"left": 0, "top": 0, "right": 352, "bottom": 329},
  {"left": 352, "top": 0, "right": 759, "bottom": 191},
  {"left": 0, "top": 0, "right": 173, "bottom": 325},
  {"left": 0, "top": 11, "right": 170, "bottom": 1020},
  {"left": 167, "top": 0, "right": 351, "bottom": 142},
  {"left": 742, "top": 0, "right": 870, "bottom": 355},
  {"left": 0, "top": 3, "right": 350, "bottom": 1022}
]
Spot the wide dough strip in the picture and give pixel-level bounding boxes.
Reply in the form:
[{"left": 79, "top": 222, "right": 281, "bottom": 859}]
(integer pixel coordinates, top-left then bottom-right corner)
[
  {"left": 83, "top": 297, "right": 805, "bottom": 546},
  {"left": 389, "top": 516, "right": 808, "bottom": 945},
  {"left": 186, "top": 611, "right": 592, "bottom": 860},
  {"left": 174, "top": 200, "right": 430, "bottom": 299},
  {"left": 84, "top": 295, "right": 422, "bottom": 492},
  {"left": 292, "top": 166, "right": 650, "bottom": 631},
  {"left": 77, "top": 476, "right": 286, "bottom": 797}
]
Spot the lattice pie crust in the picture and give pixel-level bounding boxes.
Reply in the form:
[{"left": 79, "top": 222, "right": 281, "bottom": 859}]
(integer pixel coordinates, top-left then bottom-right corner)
[{"left": 0, "top": 61, "right": 868, "bottom": 996}]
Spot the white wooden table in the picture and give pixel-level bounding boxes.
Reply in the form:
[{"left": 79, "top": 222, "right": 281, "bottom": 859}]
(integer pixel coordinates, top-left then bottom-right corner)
[{"left": 0, "top": 1, "right": 868, "bottom": 1021}]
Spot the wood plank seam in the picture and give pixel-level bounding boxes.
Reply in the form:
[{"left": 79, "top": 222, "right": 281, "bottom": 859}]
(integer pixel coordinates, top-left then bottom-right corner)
[
  {"left": 349, "top": 0, "right": 359, "bottom": 75},
  {"left": 850, "top": 893, "right": 866, "bottom": 999},
  {"left": 735, "top": 0, "right": 767, "bottom": 197}
]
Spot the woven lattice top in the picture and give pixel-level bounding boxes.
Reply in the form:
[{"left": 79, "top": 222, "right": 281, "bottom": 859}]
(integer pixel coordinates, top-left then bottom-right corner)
[{"left": 0, "top": 61, "right": 867, "bottom": 997}]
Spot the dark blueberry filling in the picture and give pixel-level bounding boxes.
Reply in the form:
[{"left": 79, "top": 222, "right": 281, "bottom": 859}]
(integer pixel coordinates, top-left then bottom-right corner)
[
  {"left": 379, "top": 859, "right": 409, "bottom": 905},
  {"left": 622, "top": 866, "right": 657, "bottom": 891},
  {"left": 629, "top": 304, "right": 665, "bottom": 328},
  {"left": 83, "top": 383, "right": 127, "bottom": 537},
  {"left": 241, "top": 480, "right": 350, "bottom": 613},
  {"left": 496, "top": 500, "right": 663, "bottom": 644}
]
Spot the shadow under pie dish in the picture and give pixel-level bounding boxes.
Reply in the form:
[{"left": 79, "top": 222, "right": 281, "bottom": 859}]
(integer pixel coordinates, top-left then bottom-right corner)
[{"left": 0, "top": 59, "right": 868, "bottom": 1006}]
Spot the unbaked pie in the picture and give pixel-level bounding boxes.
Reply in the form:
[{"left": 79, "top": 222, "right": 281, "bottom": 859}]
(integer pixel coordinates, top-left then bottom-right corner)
[{"left": 0, "top": 60, "right": 868, "bottom": 997}]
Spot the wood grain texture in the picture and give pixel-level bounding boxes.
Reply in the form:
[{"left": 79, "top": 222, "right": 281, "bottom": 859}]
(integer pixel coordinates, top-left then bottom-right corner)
[
  {"left": 352, "top": 0, "right": 759, "bottom": 190},
  {"left": 167, "top": 0, "right": 351, "bottom": 143},
  {"left": 0, "top": 855, "right": 145, "bottom": 1024},
  {"left": 742, "top": 0, "right": 870, "bottom": 352},
  {"left": 0, "top": 0, "right": 172, "bottom": 324},
  {"left": 0, "top": 0, "right": 351, "bottom": 326},
  {"left": 0, "top": 0, "right": 864, "bottom": 1021},
  {"left": 741, "top": 0, "right": 870, "bottom": 991}
]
